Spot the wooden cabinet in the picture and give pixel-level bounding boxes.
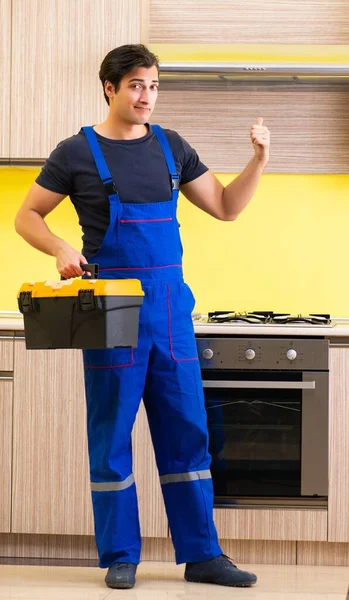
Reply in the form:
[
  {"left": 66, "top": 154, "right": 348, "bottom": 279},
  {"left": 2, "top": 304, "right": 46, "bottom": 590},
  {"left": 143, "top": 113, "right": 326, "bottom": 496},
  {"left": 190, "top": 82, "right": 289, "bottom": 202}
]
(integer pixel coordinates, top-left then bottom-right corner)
[
  {"left": 11, "top": 339, "right": 168, "bottom": 537},
  {"left": 148, "top": 0, "right": 349, "bottom": 44},
  {"left": 12, "top": 340, "right": 94, "bottom": 535},
  {"left": 214, "top": 508, "right": 327, "bottom": 542},
  {"left": 0, "top": 377, "right": 13, "bottom": 532},
  {"left": 0, "top": 0, "right": 11, "bottom": 159},
  {"left": 0, "top": 335, "right": 14, "bottom": 371},
  {"left": 133, "top": 402, "right": 168, "bottom": 538},
  {"left": 9, "top": 337, "right": 349, "bottom": 545},
  {"left": 0, "top": 335, "right": 14, "bottom": 532},
  {"left": 10, "top": 0, "right": 142, "bottom": 159},
  {"left": 152, "top": 85, "right": 349, "bottom": 174},
  {"left": 328, "top": 345, "right": 349, "bottom": 542}
]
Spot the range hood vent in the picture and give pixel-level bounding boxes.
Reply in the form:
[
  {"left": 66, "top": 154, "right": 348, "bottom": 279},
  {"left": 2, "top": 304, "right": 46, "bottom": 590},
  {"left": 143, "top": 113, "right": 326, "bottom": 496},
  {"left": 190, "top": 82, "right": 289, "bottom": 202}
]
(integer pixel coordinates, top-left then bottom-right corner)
[{"left": 159, "top": 62, "right": 349, "bottom": 85}]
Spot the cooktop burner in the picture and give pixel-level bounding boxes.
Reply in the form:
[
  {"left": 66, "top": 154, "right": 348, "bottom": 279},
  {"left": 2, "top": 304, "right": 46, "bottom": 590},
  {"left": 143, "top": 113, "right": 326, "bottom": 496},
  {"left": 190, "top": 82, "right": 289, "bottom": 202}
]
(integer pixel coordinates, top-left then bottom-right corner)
[{"left": 207, "top": 311, "right": 332, "bottom": 325}]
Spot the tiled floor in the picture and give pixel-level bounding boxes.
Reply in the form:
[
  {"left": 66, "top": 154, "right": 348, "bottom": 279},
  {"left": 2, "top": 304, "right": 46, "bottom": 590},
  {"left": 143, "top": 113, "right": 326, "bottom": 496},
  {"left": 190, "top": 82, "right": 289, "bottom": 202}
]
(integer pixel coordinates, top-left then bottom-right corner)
[{"left": 0, "top": 562, "right": 349, "bottom": 599}]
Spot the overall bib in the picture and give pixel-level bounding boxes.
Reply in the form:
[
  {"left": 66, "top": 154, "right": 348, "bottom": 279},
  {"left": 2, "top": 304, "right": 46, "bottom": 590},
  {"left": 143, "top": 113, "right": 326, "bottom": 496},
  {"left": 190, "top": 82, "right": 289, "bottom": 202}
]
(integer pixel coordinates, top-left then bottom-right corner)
[{"left": 82, "top": 125, "right": 222, "bottom": 568}]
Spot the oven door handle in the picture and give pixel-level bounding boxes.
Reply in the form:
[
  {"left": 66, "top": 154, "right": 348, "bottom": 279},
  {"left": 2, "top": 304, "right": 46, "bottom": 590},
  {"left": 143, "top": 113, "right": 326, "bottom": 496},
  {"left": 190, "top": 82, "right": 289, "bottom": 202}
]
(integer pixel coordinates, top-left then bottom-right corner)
[{"left": 202, "top": 380, "right": 316, "bottom": 390}]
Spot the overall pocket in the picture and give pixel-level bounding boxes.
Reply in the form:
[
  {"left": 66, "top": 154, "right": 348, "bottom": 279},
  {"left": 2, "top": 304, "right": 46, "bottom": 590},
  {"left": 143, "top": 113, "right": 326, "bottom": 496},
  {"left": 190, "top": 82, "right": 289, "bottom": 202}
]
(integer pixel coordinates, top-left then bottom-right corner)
[{"left": 167, "top": 282, "right": 198, "bottom": 362}]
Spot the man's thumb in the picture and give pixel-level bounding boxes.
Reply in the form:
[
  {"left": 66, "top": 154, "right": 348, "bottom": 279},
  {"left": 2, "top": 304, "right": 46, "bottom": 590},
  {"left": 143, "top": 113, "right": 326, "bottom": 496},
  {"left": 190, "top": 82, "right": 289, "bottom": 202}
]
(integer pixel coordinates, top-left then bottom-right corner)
[{"left": 255, "top": 117, "right": 264, "bottom": 126}]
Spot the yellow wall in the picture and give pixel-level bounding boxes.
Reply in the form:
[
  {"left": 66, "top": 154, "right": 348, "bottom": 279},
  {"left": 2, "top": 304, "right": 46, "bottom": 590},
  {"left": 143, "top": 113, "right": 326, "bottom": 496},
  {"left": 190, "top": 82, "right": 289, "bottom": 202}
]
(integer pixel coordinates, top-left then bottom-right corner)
[{"left": 1, "top": 166, "right": 348, "bottom": 315}]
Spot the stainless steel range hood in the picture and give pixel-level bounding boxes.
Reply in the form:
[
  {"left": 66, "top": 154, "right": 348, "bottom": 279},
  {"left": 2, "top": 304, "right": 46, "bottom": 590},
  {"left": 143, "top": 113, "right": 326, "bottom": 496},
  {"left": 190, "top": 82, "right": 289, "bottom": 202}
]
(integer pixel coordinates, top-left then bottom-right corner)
[{"left": 159, "top": 62, "right": 349, "bottom": 85}]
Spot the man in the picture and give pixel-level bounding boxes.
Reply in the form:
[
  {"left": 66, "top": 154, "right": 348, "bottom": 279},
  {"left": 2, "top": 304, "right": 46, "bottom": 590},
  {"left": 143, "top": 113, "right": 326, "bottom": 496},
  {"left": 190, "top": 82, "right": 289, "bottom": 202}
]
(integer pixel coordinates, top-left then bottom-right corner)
[{"left": 15, "top": 44, "right": 270, "bottom": 590}]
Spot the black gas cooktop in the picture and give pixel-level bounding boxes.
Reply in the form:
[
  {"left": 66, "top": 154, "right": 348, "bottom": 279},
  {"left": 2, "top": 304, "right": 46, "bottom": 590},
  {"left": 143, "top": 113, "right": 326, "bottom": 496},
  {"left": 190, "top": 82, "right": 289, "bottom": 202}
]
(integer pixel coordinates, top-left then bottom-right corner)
[{"left": 207, "top": 311, "right": 331, "bottom": 325}]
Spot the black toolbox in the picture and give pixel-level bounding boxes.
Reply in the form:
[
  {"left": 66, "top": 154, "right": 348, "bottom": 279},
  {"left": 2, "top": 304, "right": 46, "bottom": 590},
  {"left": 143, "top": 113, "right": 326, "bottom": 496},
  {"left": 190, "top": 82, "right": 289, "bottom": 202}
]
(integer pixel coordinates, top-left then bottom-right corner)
[{"left": 18, "top": 264, "right": 144, "bottom": 349}]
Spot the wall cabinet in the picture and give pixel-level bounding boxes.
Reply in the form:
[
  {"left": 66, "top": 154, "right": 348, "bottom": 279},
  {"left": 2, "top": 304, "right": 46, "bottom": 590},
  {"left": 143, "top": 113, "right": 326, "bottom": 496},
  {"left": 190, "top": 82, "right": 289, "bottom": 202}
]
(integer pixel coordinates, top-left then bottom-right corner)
[
  {"left": 0, "top": 0, "right": 11, "bottom": 159},
  {"left": 152, "top": 84, "right": 349, "bottom": 174},
  {"left": 10, "top": 0, "right": 142, "bottom": 159},
  {"left": 148, "top": 0, "right": 349, "bottom": 44}
]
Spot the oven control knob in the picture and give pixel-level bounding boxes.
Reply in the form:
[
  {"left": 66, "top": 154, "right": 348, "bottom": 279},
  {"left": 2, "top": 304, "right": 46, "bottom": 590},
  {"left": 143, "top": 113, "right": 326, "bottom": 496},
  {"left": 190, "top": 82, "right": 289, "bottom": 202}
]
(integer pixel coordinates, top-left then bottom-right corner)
[
  {"left": 203, "top": 348, "right": 214, "bottom": 360},
  {"left": 286, "top": 349, "right": 297, "bottom": 361},
  {"left": 245, "top": 348, "right": 256, "bottom": 360}
]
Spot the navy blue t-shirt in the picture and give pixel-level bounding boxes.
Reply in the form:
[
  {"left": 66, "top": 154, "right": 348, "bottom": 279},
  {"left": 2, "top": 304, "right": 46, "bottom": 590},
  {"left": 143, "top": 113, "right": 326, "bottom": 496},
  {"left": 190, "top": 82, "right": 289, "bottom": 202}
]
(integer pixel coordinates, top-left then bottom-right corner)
[{"left": 36, "top": 125, "right": 208, "bottom": 258}]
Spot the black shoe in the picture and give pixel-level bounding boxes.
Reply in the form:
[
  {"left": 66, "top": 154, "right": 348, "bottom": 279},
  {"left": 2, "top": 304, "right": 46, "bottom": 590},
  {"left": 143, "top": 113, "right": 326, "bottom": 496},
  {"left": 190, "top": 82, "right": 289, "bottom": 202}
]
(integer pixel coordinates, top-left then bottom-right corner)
[
  {"left": 105, "top": 562, "right": 137, "bottom": 589},
  {"left": 184, "top": 554, "right": 257, "bottom": 588}
]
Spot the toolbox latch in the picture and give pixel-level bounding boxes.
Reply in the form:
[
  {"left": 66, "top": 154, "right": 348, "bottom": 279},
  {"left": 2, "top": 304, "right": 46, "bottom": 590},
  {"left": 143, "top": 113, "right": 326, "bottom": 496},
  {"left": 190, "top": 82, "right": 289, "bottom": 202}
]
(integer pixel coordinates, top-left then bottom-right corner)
[
  {"left": 78, "top": 289, "right": 97, "bottom": 311},
  {"left": 18, "top": 291, "right": 38, "bottom": 313}
]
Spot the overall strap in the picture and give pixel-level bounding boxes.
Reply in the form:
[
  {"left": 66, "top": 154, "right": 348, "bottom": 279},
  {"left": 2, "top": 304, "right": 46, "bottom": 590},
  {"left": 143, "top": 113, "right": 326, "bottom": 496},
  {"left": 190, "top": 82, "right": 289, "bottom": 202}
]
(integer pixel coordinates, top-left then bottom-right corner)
[
  {"left": 151, "top": 125, "right": 180, "bottom": 191},
  {"left": 82, "top": 126, "right": 118, "bottom": 199}
]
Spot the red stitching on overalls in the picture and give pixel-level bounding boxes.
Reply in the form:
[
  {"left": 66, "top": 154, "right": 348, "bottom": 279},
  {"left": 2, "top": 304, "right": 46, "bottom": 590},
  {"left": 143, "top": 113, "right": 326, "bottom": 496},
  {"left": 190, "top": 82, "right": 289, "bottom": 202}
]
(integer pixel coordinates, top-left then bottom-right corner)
[
  {"left": 85, "top": 348, "right": 134, "bottom": 368},
  {"left": 167, "top": 284, "right": 198, "bottom": 363},
  {"left": 100, "top": 264, "right": 182, "bottom": 271},
  {"left": 119, "top": 218, "right": 173, "bottom": 223}
]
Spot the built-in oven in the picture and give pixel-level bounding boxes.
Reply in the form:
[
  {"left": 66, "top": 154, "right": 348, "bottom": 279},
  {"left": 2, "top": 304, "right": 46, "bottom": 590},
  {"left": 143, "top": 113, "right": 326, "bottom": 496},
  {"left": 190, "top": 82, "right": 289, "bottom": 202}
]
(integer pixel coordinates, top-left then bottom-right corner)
[{"left": 196, "top": 337, "right": 329, "bottom": 508}]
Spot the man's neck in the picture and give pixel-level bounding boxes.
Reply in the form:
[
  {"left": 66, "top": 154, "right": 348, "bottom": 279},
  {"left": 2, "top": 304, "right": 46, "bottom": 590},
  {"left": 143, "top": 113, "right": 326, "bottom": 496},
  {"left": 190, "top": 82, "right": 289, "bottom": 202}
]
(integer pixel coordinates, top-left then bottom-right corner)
[{"left": 93, "top": 118, "right": 148, "bottom": 141}]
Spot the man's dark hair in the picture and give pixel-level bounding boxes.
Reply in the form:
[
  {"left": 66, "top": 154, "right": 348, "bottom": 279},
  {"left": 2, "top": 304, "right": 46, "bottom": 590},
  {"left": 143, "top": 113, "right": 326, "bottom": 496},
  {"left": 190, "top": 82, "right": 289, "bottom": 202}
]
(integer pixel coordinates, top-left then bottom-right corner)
[{"left": 99, "top": 44, "right": 160, "bottom": 105}]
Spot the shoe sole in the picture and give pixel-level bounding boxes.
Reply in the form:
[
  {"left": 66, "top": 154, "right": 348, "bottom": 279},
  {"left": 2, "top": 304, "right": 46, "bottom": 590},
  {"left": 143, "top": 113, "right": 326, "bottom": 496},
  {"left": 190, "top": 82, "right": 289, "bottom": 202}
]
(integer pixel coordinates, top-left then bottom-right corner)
[
  {"left": 106, "top": 582, "right": 135, "bottom": 589},
  {"left": 185, "top": 576, "right": 257, "bottom": 587}
]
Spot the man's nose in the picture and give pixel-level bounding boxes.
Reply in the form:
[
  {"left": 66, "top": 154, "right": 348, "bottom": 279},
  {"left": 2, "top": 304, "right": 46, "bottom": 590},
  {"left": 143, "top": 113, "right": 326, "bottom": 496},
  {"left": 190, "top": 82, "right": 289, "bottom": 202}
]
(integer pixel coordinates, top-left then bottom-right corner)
[{"left": 139, "top": 89, "right": 150, "bottom": 104}]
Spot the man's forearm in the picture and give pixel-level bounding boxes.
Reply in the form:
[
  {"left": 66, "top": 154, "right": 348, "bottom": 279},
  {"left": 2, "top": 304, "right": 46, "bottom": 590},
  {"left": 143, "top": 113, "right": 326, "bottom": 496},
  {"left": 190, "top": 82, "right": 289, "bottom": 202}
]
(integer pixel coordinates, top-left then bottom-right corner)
[
  {"left": 222, "top": 155, "right": 268, "bottom": 220},
  {"left": 15, "top": 209, "right": 65, "bottom": 257}
]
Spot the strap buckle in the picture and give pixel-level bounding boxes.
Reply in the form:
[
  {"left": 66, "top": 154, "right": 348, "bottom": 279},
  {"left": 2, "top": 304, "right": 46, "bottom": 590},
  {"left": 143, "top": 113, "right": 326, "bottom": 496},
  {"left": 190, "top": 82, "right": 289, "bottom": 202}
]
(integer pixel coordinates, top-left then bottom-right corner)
[
  {"left": 104, "top": 179, "right": 117, "bottom": 196},
  {"left": 171, "top": 176, "right": 180, "bottom": 190}
]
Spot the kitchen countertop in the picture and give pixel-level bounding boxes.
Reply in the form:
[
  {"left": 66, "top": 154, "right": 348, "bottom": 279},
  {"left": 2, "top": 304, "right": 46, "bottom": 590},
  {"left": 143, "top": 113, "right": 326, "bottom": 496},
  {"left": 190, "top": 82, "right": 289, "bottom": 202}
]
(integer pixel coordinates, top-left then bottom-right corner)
[
  {"left": 2, "top": 311, "right": 349, "bottom": 337},
  {"left": 193, "top": 319, "right": 349, "bottom": 337}
]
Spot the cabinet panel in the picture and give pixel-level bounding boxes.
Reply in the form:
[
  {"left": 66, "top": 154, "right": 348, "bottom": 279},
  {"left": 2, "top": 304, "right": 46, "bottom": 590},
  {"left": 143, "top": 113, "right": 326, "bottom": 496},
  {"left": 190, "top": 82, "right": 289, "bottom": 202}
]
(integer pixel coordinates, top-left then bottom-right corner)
[
  {"left": 12, "top": 341, "right": 93, "bottom": 534},
  {"left": 0, "top": 379, "right": 13, "bottom": 532},
  {"left": 0, "top": 335, "right": 14, "bottom": 371},
  {"left": 149, "top": 0, "right": 349, "bottom": 44},
  {"left": 152, "top": 85, "right": 349, "bottom": 173},
  {"left": 214, "top": 508, "right": 327, "bottom": 542},
  {"left": 328, "top": 346, "right": 349, "bottom": 541},
  {"left": 133, "top": 402, "right": 168, "bottom": 538},
  {"left": 0, "top": 0, "right": 10, "bottom": 158},
  {"left": 11, "top": 0, "right": 141, "bottom": 159}
]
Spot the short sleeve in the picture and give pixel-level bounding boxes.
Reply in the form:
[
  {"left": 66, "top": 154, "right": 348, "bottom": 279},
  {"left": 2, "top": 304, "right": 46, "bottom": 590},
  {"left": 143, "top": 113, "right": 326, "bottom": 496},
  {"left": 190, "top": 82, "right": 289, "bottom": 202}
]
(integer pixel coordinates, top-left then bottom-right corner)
[
  {"left": 35, "top": 141, "right": 73, "bottom": 196},
  {"left": 179, "top": 135, "right": 209, "bottom": 185}
]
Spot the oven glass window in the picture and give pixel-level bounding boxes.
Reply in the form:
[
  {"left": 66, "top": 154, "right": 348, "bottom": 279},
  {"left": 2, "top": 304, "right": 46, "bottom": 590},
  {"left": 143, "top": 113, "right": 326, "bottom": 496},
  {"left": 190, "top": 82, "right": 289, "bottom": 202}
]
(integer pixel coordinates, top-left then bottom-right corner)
[{"left": 203, "top": 371, "right": 302, "bottom": 499}]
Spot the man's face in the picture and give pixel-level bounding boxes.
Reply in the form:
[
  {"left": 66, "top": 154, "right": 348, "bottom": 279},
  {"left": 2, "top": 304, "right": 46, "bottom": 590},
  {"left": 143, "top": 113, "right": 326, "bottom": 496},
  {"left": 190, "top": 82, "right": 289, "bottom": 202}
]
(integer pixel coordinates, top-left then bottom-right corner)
[{"left": 108, "top": 65, "right": 159, "bottom": 125}]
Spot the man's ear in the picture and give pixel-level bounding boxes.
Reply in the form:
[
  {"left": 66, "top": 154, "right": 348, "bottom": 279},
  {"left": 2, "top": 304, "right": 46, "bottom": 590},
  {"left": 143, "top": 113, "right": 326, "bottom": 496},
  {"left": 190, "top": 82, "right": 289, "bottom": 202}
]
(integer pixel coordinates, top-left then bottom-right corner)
[{"left": 104, "top": 81, "right": 115, "bottom": 98}]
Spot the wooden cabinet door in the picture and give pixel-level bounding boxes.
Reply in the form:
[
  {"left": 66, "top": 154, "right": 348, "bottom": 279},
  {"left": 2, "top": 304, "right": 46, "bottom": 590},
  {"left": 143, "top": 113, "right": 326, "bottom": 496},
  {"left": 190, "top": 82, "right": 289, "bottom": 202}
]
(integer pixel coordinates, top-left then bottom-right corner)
[
  {"left": 0, "top": 0, "right": 10, "bottom": 158},
  {"left": 328, "top": 346, "right": 349, "bottom": 541},
  {"left": 214, "top": 508, "right": 327, "bottom": 542},
  {"left": 0, "top": 335, "right": 14, "bottom": 371},
  {"left": 12, "top": 341, "right": 168, "bottom": 538},
  {"left": 10, "top": 0, "right": 141, "bottom": 159},
  {"left": 149, "top": 0, "right": 349, "bottom": 44},
  {"left": 12, "top": 340, "right": 94, "bottom": 534},
  {"left": 0, "top": 376, "right": 13, "bottom": 532},
  {"left": 133, "top": 402, "right": 168, "bottom": 538}
]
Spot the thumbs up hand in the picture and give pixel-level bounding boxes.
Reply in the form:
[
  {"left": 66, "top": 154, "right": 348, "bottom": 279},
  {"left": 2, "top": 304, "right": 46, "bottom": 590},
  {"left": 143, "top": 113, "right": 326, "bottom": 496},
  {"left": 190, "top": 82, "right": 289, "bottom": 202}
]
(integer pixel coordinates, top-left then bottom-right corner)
[{"left": 250, "top": 117, "right": 270, "bottom": 165}]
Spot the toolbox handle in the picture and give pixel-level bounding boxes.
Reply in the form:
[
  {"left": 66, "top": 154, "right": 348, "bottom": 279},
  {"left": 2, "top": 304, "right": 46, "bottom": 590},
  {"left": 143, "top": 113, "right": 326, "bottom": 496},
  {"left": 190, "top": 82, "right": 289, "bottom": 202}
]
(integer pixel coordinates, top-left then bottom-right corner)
[
  {"left": 61, "top": 263, "right": 99, "bottom": 280},
  {"left": 81, "top": 263, "right": 99, "bottom": 278}
]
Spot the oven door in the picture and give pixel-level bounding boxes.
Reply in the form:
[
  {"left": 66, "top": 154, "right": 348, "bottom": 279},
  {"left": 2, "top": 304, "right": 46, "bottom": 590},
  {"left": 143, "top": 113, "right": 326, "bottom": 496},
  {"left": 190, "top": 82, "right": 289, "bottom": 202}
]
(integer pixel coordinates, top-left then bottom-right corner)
[{"left": 202, "top": 370, "right": 328, "bottom": 502}]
